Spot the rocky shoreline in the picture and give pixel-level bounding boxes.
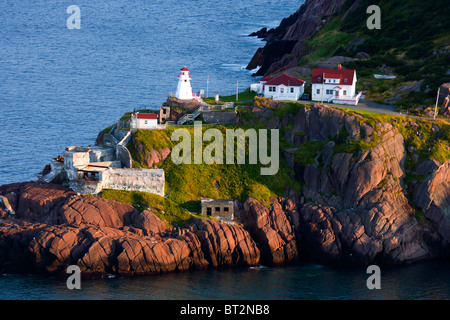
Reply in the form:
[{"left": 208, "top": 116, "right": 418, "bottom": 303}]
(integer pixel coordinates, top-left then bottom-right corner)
[{"left": 1, "top": 104, "right": 449, "bottom": 276}]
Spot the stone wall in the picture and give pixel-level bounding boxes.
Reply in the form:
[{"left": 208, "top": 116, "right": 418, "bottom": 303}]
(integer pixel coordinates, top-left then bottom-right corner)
[
  {"left": 201, "top": 111, "right": 237, "bottom": 124},
  {"left": 101, "top": 168, "right": 165, "bottom": 196}
]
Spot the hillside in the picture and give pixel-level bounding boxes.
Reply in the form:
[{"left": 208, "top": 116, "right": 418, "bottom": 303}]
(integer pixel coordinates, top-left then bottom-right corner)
[
  {"left": 118, "top": 100, "right": 450, "bottom": 266},
  {"left": 247, "top": 0, "right": 450, "bottom": 113},
  {"left": 2, "top": 101, "right": 450, "bottom": 275}
]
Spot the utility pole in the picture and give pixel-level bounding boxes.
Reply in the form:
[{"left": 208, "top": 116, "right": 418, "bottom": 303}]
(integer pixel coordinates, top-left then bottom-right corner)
[
  {"left": 434, "top": 87, "right": 440, "bottom": 121},
  {"left": 321, "top": 73, "right": 325, "bottom": 104},
  {"left": 206, "top": 75, "right": 209, "bottom": 98},
  {"left": 236, "top": 81, "right": 239, "bottom": 102}
]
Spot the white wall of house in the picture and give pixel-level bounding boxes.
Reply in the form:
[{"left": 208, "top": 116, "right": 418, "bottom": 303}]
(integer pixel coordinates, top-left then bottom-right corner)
[
  {"left": 131, "top": 118, "right": 158, "bottom": 129},
  {"left": 311, "top": 83, "right": 355, "bottom": 102},
  {"left": 250, "top": 81, "right": 267, "bottom": 94},
  {"left": 264, "top": 84, "right": 304, "bottom": 101}
]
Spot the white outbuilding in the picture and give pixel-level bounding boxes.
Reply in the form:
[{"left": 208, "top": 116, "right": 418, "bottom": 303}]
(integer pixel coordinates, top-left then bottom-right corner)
[
  {"left": 131, "top": 112, "right": 158, "bottom": 129},
  {"left": 251, "top": 73, "right": 305, "bottom": 101}
]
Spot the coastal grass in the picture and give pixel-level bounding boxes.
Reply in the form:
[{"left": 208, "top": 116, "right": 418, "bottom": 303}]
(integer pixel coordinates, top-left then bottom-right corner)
[
  {"left": 129, "top": 123, "right": 302, "bottom": 209},
  {"left": 100, "top": 189, "right": 200, "bottom": 227},
  {"left": 107, "top": 99, "right": 450, "bottom": 228}
]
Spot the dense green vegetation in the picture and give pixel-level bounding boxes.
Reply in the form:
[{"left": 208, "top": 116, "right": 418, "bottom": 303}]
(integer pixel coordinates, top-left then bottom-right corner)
[
  {"left": 298, "top": 0, "right": 450, "bottom": 113},
  {"left": 100, "top": 189, "right": 195, "bottom": 227},
  {"left": 102, "top": 95, "right": 450, "bottom": 227}
]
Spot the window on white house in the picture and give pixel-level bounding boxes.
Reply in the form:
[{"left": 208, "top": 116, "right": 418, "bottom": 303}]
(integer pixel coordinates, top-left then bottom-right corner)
[
  {"left": 318, "top": 77, "right": 322, "bottom": 82},
  {"left": 145, "top": 120, "right": 148, "bottom": 125},
  {"left": 344, "top": 78, "right": 347, "bottom": 83},
  {"left": 290, "top": 88, "right": 294, "bottom": 93},
  {"left": 317, "top": 89, "right": 320, "bottom": 94},
  {"left": 280, "top": 88, "right": 284, "bottom": 93},
  {"left": 343, "top": 90, "right": 347, "bottom": 96}
]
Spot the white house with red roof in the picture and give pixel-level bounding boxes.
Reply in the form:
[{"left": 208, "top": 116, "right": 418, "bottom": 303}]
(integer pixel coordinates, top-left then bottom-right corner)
[
  {"left": 311, "top": 65, "right": 362, "bottom": 105},
  {"left": 251, "top": 73, "right": 305, "bottom": 101},
  {"left": 131, "top": 112, "right": 158, "bottom": 129}
]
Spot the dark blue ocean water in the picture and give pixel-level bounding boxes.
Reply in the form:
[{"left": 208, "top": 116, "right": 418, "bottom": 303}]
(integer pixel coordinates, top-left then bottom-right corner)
[
  {"left": 0, "top": 0, "right": 299, "bottom": 185},
  {"left": 1, "top": 262, "right": 450, "bottom": 300},
  {"left": 1, "top": 0, "right": 449, "bottom": 301}
]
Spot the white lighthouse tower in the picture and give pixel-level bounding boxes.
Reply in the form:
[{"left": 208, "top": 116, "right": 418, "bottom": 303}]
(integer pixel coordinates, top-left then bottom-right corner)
[{"left": 175, "top": 66, "right": 193, "bottom": 100}]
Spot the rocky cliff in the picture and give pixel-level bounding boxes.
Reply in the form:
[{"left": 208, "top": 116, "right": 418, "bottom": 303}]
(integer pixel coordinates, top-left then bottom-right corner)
[
  {"left": 0, "top": 182, "right": 259, "bottom": 276},
  {"left": 1, "top": 103, "right": 449, "bottom": 276},
  {"left": 239, "top": 103, "right": 449, "bottom": 266},
  {"left": 247, "top": 0, "right": 349, "bottom": 75}
]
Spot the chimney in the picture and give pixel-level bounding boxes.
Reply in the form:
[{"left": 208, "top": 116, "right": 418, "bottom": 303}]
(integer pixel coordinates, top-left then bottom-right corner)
[{"left": 338, "top": 64, "right": 342, "bottom": 70}]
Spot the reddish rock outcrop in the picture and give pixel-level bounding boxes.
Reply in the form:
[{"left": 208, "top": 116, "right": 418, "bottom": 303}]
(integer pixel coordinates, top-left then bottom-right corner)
[
  {"left": 240, "top": 197, "right": 299, "bottom": 266},
  {"left": 414, "top": 160, "right": 450, "bottom": 244},
  {"left": 134, "top": 142, "right": 171, "bottom": 168},
  {"left": 0, "top": 182, "right": 260, "bottom": 276}
]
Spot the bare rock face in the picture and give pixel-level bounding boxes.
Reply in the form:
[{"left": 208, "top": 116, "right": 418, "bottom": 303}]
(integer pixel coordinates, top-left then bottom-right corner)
[
  {"left": 57, "top": 196, "right": 136, "bottom": 229},
  {"left": 0, "top": 182, "right": 260, "bottom": 276},
  {"left": 241, "top": 197, "right": 299, "bottom": 266},
  {"left": 134, "top": 141, "right": 171, "bottom": 168},
  {"left": 247, "top": 0, "right": 348, "bottom": 75},
  {"left": 132, "top": 210, "right": 168, "bottom": 235},
  {"left": 414, "top": 161, "right": 450, "bottom": 244},
  {"left": 14, "top": 182, "right": 76, "bottom": 222},
  {"left": 187, "top": 218, "right": 260, "bottom": 268}
]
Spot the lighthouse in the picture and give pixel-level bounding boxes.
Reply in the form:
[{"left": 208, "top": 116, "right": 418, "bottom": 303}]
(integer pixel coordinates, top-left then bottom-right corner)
[{"left": 175, "top": 66, "right": 193, "bottom": 100}]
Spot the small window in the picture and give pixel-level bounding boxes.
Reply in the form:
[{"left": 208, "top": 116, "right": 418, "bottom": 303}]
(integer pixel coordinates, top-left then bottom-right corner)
[
  {"left": 317, "top": 89, "right": 320, "bottom": 94},
  {"left": 343, "top": 90, "right": 347, "bottom": 95},
  {"left": 318, "top": 77, "right": 322, "bottom": 82},
  {"left": 344, "top": 78, "right": 347, "bottom": 83},
  {"left": 215, "top": 207, "right": 221, "bottom": 213},
  {"left": 290, "top": 88, "right": 294, "bottom": 93},
  {"left": 163, "top": 109, "right": 167, "bottom": 114},
  {"left": 280, "top": 88, "right": 284, "bottom": 93},
  {"left": 145, "top": 120, "right": 148, "bottom": 125},
  {"left": 206, "top": 207, "right": 212, "bottom": 216},
  {"left": 224, "top": 207, "right": 229, "bottom": 213}
]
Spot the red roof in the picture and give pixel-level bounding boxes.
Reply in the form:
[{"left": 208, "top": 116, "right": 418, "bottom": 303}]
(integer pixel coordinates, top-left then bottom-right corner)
[
  {"left": 264, "top": 74, "right": 305, "bottom": 87},
  {"left": 133, "top": 113, "right": 158, "bottom": 120},
  {"left": 260, "top": 75, "right": 273, "bottom": 82},
  {"left": 180, "top": 67, "right": 189, "bottom": 71},
  {"left": 311, "top": 68, "right": 355, "bottom": 85}
]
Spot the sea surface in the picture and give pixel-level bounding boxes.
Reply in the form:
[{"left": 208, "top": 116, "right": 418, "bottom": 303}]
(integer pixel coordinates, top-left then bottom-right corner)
[
  {"left": 1, "top": 261, "right": 450, "bottom": 300},
  {"left": 0, "top": 0, "right": 299, "bottom": 185},
  {"left": 0, "top": 0, "right": 449, "bottom": 301}
]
